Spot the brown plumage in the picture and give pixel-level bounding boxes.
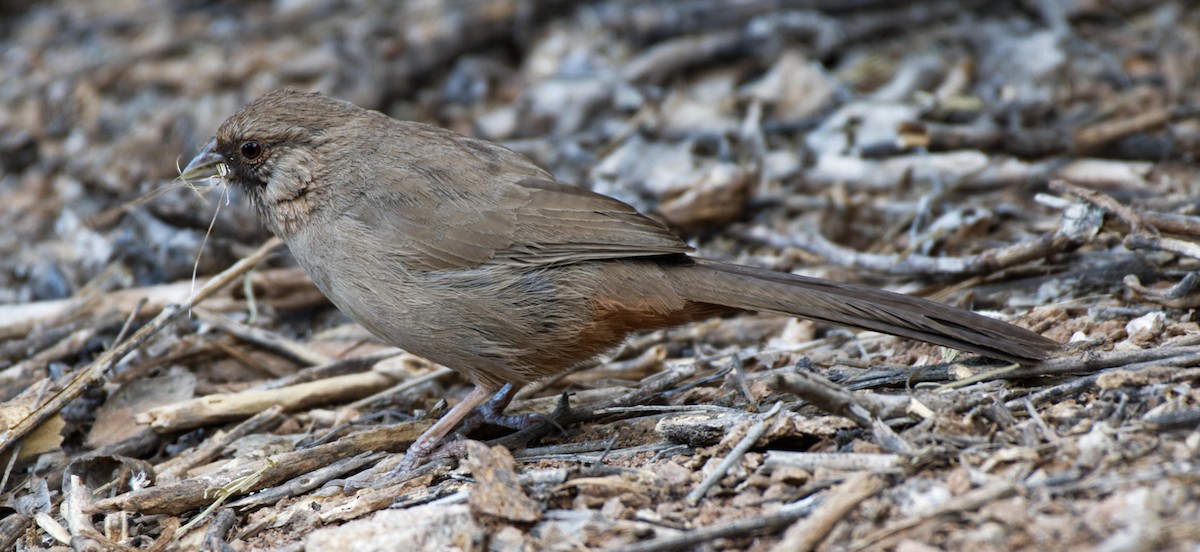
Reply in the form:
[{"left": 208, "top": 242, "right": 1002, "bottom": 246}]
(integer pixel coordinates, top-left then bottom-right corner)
[{"left": 184, "top": 89, "right": 1061, "bottom": 469}]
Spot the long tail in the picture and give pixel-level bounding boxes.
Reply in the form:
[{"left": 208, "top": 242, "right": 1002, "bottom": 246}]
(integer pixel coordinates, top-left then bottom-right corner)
[{"left": 667, "top": 259, "right": 1060, "bottom": 363}]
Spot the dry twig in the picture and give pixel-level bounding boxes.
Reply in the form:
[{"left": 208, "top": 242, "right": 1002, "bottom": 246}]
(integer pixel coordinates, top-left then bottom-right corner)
[{"left": 0, "top": 238, "right": 284, "bottom": 460}]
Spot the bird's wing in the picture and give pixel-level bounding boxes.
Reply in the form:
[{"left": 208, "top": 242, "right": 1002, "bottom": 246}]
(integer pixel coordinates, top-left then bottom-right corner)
[
  {"left": 497, "top": 178, "right": 695, "bottom": 266},
  {"left": 342, "top": 121, "right": 691, "bottom": 271},
  {"left": 346, "top": 176, "right": 691, "bottom": 271}
]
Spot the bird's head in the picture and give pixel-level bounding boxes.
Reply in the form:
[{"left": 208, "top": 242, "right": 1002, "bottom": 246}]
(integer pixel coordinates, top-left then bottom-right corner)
[{"left": 182, "top": 89, "right": 364, "bottom": 235}]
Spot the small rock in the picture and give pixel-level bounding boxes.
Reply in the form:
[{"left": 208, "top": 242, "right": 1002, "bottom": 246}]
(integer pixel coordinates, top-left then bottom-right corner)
[{"left": 1125, "top": 311, "right": 1165, "bottom": 345}]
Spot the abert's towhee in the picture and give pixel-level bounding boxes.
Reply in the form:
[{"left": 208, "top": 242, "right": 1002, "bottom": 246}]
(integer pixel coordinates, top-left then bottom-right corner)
[{"left": 183, "top": 89, "right": 1060, "bottom": 470}]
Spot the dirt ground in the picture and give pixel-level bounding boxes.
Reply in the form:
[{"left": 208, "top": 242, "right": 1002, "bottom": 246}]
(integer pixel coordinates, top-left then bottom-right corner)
[{"left": 2, "top": 0, "right": 1199, "bottom": 550}]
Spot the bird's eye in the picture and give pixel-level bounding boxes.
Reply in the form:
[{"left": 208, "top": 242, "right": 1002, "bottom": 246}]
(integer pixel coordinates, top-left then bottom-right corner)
[{"left": 240, "top": 141, "right": 263, "bottom": 160}]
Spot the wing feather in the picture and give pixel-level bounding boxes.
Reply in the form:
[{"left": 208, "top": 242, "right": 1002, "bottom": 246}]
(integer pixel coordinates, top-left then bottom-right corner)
[
  {"left": 342, "top": 122, "right": 690, "bottom": 270},
  {"left": 346, "top": 170, "right": 690, "bottom": 271}
]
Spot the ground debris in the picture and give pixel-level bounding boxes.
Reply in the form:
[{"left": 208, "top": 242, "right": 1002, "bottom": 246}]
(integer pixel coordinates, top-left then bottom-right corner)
[{"left": 2, "top": 1, "right": 1200, "bottom": 550}]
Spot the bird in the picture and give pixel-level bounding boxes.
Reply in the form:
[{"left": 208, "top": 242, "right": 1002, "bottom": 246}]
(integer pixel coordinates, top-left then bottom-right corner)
[{"left": 182, "top": 89, "right": 1060, "bottom": 470}]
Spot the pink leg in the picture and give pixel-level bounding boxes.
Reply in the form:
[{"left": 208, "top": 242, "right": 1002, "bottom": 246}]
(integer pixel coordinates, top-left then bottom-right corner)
[
  {"left": 399, "top": 386, "right": 492, "bottom": 472},
  {"left": 457, "top": 383, "right": 539, "bottom": 434}
]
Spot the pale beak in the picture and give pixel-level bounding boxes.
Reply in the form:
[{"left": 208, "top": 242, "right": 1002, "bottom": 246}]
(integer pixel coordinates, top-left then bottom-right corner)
[{"left": 181, "top": 138, "right": 226, "bottom": 180}]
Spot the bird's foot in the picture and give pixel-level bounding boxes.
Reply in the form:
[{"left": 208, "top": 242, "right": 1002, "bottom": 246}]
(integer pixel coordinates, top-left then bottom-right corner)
[{"left": 457, "top": 383, "right": 552, "bottom": 434}]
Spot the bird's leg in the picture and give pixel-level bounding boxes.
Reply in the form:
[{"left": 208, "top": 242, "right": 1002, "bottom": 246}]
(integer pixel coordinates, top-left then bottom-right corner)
[
  {"left": 398, "top": 386, "right": 491, "bottom": 472},
  {"left": 457, "top": 383, "right": 518, "bottom": 434},
  {"left": 457, "top": 382, "right": 547, "bottom": 434}
]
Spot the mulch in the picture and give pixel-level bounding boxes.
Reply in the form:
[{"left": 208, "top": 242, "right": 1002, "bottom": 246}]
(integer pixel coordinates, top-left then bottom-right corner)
[{"left": 1, "top": 1, "right": 1198, "bottom": 550}]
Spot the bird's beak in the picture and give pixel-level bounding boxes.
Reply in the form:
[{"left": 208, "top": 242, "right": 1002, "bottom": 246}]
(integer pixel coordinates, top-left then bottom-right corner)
[{"left": 181, "top": 138, "right": 227, "bottom": 181}]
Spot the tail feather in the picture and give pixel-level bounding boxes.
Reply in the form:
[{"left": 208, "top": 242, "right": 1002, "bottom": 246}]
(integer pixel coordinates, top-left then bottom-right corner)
[{"left": 670, "top": 259, "right": 1060, "bottom": 363}]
